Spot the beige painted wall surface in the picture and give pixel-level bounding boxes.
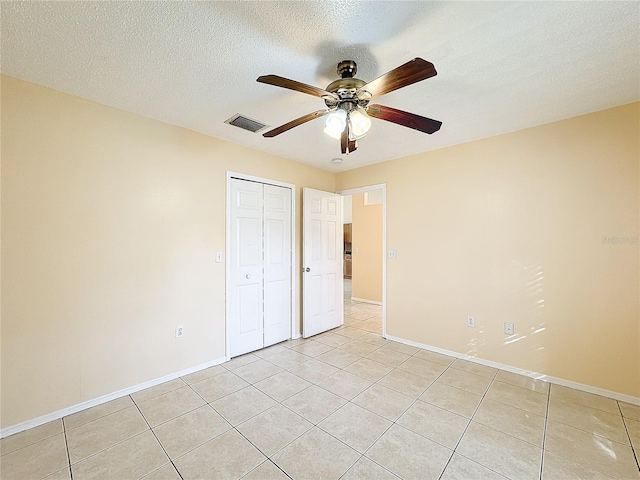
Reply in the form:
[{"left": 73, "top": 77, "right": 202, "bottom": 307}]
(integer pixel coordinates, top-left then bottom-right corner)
[
  {"left": 337, "top": 103, "right": 640, "bottom": 398},
  {"left": 1, "top": 76, "right": 334, "bottom": 428},
  {"left": 351, "top": 193, "right": 383, "bottom": 303}
]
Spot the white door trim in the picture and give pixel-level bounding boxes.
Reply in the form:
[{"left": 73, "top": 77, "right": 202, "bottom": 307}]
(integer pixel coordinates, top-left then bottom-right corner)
[
  {"left": 226, "top": 171, "right": 296, "bottom": 361},
  {"left": 336, "top": 184, "right": 387, "bottom": 338}
]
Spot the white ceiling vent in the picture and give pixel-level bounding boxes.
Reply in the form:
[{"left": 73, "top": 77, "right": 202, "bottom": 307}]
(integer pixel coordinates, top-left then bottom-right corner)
[{"left": 225, "top": 114, "right": 267, "bottom": 133}]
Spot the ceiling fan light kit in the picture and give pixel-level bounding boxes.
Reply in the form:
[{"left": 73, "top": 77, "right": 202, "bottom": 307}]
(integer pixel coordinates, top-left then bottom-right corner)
[
  {"left": 257, "top": 58, "right": 442, "bottom": 155},
  {"left": 324, "top": 109, "right": 347, "bottom": 140},
  {"left": 346, "top": 107, "right": 372, "bottom": 139}
]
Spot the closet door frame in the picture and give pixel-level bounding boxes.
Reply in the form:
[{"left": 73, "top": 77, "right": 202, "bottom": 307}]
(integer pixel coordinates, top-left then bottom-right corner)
[{"left": 225, "top": 171, "right": 296, "bottom": 361}]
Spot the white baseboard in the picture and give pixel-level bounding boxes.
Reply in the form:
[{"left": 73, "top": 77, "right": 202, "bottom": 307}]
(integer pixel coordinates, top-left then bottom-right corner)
[
  {"left": 350, "top": 297, "right": 383, "bottom": 306},
  {"left": 0, "top": 357, "right": 227, "bottom": 439},
  {"left": 384, "top": 334, "right": 640, "bottom": 406}
]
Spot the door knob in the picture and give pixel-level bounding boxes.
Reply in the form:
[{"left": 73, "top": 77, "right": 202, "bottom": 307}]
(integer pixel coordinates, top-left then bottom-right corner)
[
  {"left": 246, "top": 274, "right": 251, "bottom": 279},
  {"left": 305, "top": 267, "right": 311, "bottom": 272}
]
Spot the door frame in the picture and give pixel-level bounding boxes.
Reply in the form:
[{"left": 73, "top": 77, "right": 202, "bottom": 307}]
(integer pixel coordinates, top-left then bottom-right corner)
[
  {"left": 225, "top": 171, "right": 296, "bottom": 361},
  {"left": 336, "top": 184, "right": 387, "bottom": 338}
]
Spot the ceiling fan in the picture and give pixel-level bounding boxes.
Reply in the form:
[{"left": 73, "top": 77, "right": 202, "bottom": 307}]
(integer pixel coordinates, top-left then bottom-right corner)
[{"left": 257, "top": 58, "right": 442, "bottom": 155}]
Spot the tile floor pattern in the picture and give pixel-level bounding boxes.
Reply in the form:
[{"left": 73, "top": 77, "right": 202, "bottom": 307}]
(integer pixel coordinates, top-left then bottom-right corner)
[{"left": 2, "top": 291, "right": 640, "bottom": 479}]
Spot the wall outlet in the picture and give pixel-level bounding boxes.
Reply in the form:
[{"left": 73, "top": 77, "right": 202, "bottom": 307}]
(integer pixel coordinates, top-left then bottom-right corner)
[
  {"left": 504, "top": 322, "right": 514, "bottom": 335},
  {"left": 467, "top": 316, "right": 475, "bottom": 327},
  {"left": 215, "top": 252, "right": 223, "bottom": 263},
  {"left": 176, "top": 325, "right": 185, "bottom": 338},
  {"left": 388, "top": 249, "right": 397, "bottom": 259}
]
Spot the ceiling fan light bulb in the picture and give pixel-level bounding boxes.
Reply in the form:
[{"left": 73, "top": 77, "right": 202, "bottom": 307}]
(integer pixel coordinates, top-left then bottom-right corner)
[
  {"left": 348, "top": 108, "right": 372, "bottom": 139},
  {"left": 323, "top": 126, "right": 343, "bottom": 140},
  {"left": 324, "top": 109, "right": 347, "bottom": 139}
]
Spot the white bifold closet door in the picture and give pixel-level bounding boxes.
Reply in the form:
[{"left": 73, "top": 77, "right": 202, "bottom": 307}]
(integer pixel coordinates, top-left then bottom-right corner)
[{"left": 229, "top": 178, "right": 292, "bottom": 358}]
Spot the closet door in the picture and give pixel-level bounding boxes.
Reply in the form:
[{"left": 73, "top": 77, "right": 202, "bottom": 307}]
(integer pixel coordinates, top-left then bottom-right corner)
[
  {"left": 263, "top": 184, "right": 292, "bottom": 346},
  {"left": 229, "top": 179, "right": 264, "bottom": 357}
]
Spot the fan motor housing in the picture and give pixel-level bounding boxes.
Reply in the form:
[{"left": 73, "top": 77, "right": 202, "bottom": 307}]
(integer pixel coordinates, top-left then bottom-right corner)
[
  {"left": 326, "top": 78, "right": 366, "bottom": 95},
  {"left": 326, "top": 60, "right": 366, "bottom": 100}
]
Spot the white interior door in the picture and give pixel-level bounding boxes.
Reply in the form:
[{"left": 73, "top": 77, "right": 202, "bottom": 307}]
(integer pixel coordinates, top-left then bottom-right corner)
[
  {"left": 303, "top": 187, "right": 344, "bottom": 337},
  {"left": 230, "top": 179, "right": 264, "bottom": 356},
  {"left": 263, "top": 184, "right": 292, "bottom": 346}
]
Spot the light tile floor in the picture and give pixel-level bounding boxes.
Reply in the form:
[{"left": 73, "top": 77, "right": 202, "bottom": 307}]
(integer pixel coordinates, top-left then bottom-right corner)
[{"left": 2, "top": 286, "right": 639, "bottom": 479}]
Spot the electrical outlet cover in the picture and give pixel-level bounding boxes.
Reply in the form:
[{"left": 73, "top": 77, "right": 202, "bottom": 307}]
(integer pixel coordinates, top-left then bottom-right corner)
[{"left": 467, "top": 316, "right": 475, "bottom": 327}]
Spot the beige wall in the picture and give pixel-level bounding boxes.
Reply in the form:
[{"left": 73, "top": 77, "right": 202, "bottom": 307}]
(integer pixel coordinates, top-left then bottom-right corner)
[
  {"left": 351, "top": 193, "right": 383, "bottom": 303},
  {"left": 337, "top": 103, "right": 640, "bottom": 398},
  {"left": 2, "top": 74, "right": 638, "bottom": 428},
  {"left": 0, "top": 76, "right": 334, "bottom": 427},
  {"left": 342, "top": 195, "right": 352, "bottom": 224}
]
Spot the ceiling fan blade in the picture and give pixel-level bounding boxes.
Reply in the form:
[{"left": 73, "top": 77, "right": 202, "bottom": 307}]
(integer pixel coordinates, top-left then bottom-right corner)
[
  {"left": 257, "top": 75, "right": 337, "bottom": 99},
  {"left": 263, "top": 110, "right": 328, "bottom": 138},
  {"left": 357, "top": 58, "right": 437, "bottom": 99},
  {"left": 348, "top": 139, "right": 358, "bottom": 153},
  {"left": 366, "top": 104, "right": 442, "bottom": 134},
  {"left": 341, "top": 125, "right": 348, "bottom": 154}
]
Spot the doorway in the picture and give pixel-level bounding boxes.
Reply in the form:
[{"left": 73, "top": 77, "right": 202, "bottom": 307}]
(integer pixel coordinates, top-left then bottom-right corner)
[
  {"left": 226, "top": 172, "right": 295, "bottom": 359},
  {"left": 339, "top": 185, "right": 386, "bottom": 337}
]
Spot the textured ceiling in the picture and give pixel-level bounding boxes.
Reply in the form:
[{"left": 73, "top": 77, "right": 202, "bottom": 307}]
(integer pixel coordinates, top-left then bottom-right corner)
[{"left": 2, "top": 1, "right": 639, "bottom": 172}]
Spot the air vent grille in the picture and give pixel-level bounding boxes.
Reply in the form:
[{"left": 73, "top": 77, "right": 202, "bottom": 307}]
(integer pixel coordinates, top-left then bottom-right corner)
[{"left": 225, "top": 114, "right": 267, "bottom": 133}]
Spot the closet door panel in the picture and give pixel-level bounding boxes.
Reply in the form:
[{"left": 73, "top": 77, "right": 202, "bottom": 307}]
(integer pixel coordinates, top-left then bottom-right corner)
[
  {"left": 263, "top": 184, "right": 292, "bottom": 346},
  {"left": 229, "top": 179, "right": 264, "bottom": 357}
]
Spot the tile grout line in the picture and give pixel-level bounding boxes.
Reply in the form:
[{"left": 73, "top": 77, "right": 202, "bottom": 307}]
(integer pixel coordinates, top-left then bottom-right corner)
[
  {"left": 261, "top": 459, "right": 294, "bottom": 480},
  {"left": 539, "top": 383, "right": 551, "bottom": 480},
  {"left": 198, "top": 313, "right": 382, "bottom": 477},
  {"left": 273, "top": 324, "right": 480, "bottom": 469},
  {"left": 62, "top": 403, "right": 156, "bottom": 465},
  {"left": 233, "top": 371, "right": 361, "bottom": 479},
  {"left": 238, "top": 318, "right": 388, "bottom": 478},
  {"left": 61, "top": 417, "right": 73, "bottom": 480},
  {"left": 62, "top": 416, "right": 158, "bottom": 472},
  {"left": 361, "top": 363, "right": 455, "bottom": 479},
  {"left": 0, "top": 432, "right": 56, "bottom": 458},
  {"left": 231, "top": 427, "right": 296, "bottom": 479},
  {"left": 618, "top": 401, "right": 640, "bottom": 473},
  {"left": 358, "top": 355, "right": 488, "bottom": 477},
  {"left": 351, "top": 454, "right": 399, "bottom": 480},
  {"left": 467, "top": 376, "right": 551, "bottom": 434},
  {"left": 130, "top": 393, "right": 185, "bottom": 480},
  {"left": 538, "top": 411, "right": 634, "bottom": 449},
  {"left": 440, "top": 372, "right": 488, "bottom": 479},
  {"left": 157, "top": 381, "right": 241, "bottom": 469},
  {"left": 260, "top": 403, "right": 315, "bottom": 448},
  {"left": 440, "top": 369, "right": 536, "bottom": 478}
]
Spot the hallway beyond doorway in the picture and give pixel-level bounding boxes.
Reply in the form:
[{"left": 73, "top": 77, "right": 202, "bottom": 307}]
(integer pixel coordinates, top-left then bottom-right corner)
[{"left": 344, "top": 279, "right": 382, "bottom": 335}]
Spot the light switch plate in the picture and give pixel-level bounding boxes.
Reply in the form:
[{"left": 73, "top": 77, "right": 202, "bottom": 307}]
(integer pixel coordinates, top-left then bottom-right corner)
[
  {"left": 215, "top": 252, "right": 223, "bottom": 263},
  {"left": 388, "top": 249, "right": 397, "bottom": 259}
]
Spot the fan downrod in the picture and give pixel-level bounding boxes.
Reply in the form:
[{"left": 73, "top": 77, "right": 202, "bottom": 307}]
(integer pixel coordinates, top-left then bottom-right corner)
[{"left": 337, "top": 60, "right": 357, "bottom": 78}]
